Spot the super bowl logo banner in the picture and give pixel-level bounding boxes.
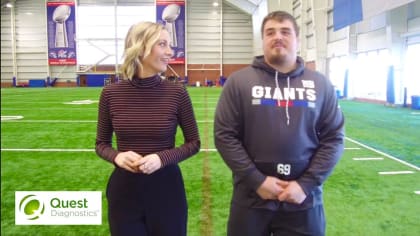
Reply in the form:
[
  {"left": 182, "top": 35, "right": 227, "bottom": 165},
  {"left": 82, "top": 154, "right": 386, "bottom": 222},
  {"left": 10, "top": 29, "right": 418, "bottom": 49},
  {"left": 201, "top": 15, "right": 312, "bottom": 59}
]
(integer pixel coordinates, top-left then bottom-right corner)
[
  {"left": 156, "top": 0, "right": 185, "bottom": 64},
  {"left": 47, "top": 1, "right": 77, "bottom": 65},
  {"left": 15, "top": 191, "right": 101, "bottom": 225}
]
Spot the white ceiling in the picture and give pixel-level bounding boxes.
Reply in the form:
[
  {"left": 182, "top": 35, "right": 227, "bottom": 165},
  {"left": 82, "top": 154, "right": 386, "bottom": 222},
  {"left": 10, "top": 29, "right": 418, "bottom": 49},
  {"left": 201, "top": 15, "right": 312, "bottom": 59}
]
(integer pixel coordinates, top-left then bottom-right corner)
[{"left": 224, "top": 0, "right": 265, "bottom": 15}]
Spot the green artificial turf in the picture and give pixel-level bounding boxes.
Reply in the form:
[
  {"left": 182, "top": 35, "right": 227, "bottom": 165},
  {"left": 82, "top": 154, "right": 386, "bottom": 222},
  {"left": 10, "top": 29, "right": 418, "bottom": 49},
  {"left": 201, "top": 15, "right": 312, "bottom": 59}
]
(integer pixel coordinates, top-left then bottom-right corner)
[{"left": 1, "top": 87, "right": 419, "bottom": 236}]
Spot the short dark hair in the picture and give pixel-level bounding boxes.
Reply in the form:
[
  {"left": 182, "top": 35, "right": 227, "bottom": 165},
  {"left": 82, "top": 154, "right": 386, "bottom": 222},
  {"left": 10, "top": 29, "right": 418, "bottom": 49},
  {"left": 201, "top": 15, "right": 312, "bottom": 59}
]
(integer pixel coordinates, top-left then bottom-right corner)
[{"left": 261, "top": 11, "right": 299, "bottom": 37}]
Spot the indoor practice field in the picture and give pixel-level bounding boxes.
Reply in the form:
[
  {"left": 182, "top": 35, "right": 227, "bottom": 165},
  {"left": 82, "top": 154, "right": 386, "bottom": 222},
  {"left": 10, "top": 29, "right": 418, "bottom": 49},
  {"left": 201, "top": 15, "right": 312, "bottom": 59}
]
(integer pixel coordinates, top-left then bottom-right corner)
[{"left": 1, "top": 87, "right": 419, "bottom": 236}]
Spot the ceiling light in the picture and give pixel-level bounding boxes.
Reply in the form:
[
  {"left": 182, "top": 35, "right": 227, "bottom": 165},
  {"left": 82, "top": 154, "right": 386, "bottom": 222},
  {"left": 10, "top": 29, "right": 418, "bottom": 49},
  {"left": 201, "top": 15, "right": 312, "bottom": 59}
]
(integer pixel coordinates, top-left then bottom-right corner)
[{"left": 213, "top": 2, "right": 219, "bottom": 7}]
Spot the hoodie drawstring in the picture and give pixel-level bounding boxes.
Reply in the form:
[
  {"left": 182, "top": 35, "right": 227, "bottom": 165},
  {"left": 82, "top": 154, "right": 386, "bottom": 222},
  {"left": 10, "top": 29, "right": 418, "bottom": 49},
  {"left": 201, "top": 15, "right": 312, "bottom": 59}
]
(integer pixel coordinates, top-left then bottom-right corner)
[
  {"left": 274, "top": 71, "right": 290, "bottom": 126},
  {"left": 286, "top": 76, "right": 290, "bottom": 126}
]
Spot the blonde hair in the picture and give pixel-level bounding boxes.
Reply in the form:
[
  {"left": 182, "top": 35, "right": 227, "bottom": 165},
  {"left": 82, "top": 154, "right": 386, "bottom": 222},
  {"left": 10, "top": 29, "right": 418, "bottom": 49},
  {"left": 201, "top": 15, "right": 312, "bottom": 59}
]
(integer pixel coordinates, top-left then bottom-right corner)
[{"left": 120, "top": 22, "right": 166, "bottom": 80}]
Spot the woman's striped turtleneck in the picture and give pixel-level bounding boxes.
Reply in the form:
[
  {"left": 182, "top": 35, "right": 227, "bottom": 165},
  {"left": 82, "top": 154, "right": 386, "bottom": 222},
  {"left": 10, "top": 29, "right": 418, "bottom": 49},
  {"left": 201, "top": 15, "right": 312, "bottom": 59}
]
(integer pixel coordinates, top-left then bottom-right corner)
[{"left": 95, "top": 75, "right": 200, "bottom": 167}]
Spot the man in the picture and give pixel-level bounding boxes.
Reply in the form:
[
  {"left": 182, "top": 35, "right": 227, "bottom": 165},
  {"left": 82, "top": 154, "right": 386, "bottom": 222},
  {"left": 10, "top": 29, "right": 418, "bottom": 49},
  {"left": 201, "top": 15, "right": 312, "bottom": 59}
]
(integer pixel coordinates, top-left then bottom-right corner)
[{"left": 214, "top": 11, "right": 345, "bottom": 236}]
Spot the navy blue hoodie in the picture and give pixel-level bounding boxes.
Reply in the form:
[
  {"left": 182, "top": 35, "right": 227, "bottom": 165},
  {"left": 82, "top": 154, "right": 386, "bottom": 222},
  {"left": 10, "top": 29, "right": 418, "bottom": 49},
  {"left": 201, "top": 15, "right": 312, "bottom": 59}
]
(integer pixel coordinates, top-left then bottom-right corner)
[{"left": 214, "top": 56, "right": 345, "bottom": 211}]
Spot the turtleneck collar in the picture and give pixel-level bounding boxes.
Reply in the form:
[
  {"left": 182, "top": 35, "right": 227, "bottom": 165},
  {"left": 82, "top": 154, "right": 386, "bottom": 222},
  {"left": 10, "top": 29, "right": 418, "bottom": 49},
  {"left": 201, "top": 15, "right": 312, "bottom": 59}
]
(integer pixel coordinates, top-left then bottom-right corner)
[{"left": 130, "top": 74, "right": 162, "bottom": 88}]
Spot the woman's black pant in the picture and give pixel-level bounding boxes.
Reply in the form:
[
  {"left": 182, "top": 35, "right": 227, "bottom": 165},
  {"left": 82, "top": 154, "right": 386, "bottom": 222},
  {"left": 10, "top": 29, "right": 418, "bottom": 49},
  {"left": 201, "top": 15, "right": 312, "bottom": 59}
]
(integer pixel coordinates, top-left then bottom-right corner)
[{"left": 106, "top": 165, "right": 187, "bottom": 236}]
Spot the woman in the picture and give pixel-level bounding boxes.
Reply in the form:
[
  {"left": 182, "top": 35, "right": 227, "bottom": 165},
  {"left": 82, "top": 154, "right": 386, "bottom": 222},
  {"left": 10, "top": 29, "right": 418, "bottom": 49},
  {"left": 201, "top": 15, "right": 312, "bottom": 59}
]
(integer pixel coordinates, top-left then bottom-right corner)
[{"left": 95, "top": 21, "right": 200, "bottom": 236}]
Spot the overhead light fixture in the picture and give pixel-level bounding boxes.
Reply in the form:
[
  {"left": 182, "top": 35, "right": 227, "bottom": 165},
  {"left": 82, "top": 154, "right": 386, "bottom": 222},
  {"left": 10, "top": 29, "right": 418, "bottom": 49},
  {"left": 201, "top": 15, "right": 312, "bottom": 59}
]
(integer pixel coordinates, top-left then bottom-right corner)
[
  {"left": 213, "top": 2, "right": 219, "bottom": 7},
  {"left": 2, "top": 1, "right": 13, "bottom": 8}
]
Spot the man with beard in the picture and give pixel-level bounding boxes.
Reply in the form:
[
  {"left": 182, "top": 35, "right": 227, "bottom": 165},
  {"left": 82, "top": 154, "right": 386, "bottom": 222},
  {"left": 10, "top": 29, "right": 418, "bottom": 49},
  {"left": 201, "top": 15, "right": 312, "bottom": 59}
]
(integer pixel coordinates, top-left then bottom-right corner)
[{"left": 214, "top": 11, "right": 345, "bottom": 236}]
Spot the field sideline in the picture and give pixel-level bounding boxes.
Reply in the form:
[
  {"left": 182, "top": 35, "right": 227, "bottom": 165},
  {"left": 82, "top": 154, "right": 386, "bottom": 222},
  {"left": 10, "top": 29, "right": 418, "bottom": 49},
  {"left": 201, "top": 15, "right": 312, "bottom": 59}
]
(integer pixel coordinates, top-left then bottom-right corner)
[{"left": 1, "top": 87, "right": 419, "bottom": 236}]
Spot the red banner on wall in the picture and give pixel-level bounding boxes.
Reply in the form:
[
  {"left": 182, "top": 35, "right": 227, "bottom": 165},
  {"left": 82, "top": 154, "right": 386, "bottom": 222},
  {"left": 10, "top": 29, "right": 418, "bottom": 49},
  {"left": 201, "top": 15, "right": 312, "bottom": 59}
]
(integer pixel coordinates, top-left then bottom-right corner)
[{"left": 156, "top": 0, "right": 185, "bottom": 64}]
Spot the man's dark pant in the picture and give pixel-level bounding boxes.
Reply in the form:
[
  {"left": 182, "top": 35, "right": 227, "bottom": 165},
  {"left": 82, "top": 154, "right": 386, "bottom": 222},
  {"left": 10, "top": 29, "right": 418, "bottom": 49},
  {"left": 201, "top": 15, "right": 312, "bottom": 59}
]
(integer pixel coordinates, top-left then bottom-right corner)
[{"left": 227, "top": 203, "right": 325, "bottom": 236}]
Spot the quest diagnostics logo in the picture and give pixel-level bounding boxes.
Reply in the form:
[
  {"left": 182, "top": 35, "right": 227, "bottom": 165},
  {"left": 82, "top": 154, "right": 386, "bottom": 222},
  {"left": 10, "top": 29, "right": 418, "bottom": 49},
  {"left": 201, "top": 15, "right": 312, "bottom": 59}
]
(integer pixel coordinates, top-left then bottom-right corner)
[
  {"left": 18, "top": 194, "right": 45, "bottom": 220},
  {"left": 15, "top": 191, "right": 101, "bottom": 225}
]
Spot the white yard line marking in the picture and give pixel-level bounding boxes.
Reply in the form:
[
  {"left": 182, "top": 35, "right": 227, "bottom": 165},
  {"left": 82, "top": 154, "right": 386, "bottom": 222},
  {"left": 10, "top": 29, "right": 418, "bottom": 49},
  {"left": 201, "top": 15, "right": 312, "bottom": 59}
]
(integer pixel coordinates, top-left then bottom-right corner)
[
  {"left": 1, "top": 108, "right": 97, "bottom": 110},
  {"left": 414, "top": 191, "right": 420, "bottom": 195},
  {"left": 2, "top": 101, "right": 75, "bottom": 104},
  {"left": 201, "top": 148, "right": 217, "bottom": 152},
  {"left": 346, "top": 137, "right": 420, "bottom": 171},
  {"left": 345, "top": 147, "right": 361, "bottom": 150},
  {"left": 1, "top": 115, "right": 24, "bottom": 121},
  {"left": 1, "top": 148, "right": 219, "bottom": 152},
  {"left": 192, "top": 101, "right": 218, "bottom": 104},
  {"left": 193, "top": 108, "right": 215, "bottom": 111},
  {"left": 191, "top": 96, "right": 220, "bottom": 99},
  {"left": 2, "top": 120, "right": 96, "bottom": 123},
  {"left": 197, "top": 120, "right": 213, "bottom": 123},
  {"left": 63, "top": 100, "right": 98, "bottom": 105},
  {"left": 2, "top": 119, "right": 213, "bottom": 123},
  {"left": 353, "top": 157, "right": 384, "bottom": 161},
  {"left": 378, "top": 171, "right": 415, "bottom": 175},
  {"left": 1, "top": 148, "right": 94, "bottom": 152}
]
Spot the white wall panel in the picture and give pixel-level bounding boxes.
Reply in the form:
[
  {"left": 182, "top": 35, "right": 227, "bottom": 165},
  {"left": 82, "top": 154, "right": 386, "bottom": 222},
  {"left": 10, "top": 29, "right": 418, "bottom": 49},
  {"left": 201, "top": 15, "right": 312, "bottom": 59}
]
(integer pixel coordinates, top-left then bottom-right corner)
[
  {"left": 189, "top": 40, "right": 221, "bottom": 46},
  {"left": 1, "top": 53, "right": 13, "bottom": 60},
  {"left": 1, "top": 66, "right": 13, "bottom": 72},
  {"left": 16, "top": 54, "right": 45, "bottom": 60},
  {"left": 188, "top": 52, "right": 222, "bottom": 58},
  {"left": 407, "top": 16, "right": 420, "bottom": 44},
  {"left": 357, "top": 28, "right": 387, "bottom": 52},
  {"left": 1, "top": 40, "right": 12, "bottom": 47},
  {"left": 328, "top": 26, "right": 347, "bottom": 42},
  {"left": 16, "top": 41, "right": 45, "bottom": 48},
  {"left": 16, "top": 60, "right": 47, "bottom": 67},
  {"left": 17, "top": 67, "right": 47, "bottom": 73},
  {"left": 306, "top": 48, "right": 316, "bottom": 61},
  {"left": 223, "top": 33, "right": 252, "bottom": 39},
  {"left": 251, "top": 0, "right": 267, "bottom": 56},
  {"left": 14, "top": 0, "right": 48, "bottom": 82},
  {"left": 327, "top": 39, "right": 349, "bottom": 57},
  {"left": 408, "top": 0, "right": 420, "bottom": 19},
  {"left": 356, "top": 13, "right": 386, "bottom": 33},
  {"left": 222, "top": 3, "right": 253, "bottom": 64},
  {"left": 187, "top": 0, "right": 221, "bottom": 64},
  {"left": 1, "top": 25, "right": 11, "bottom": 33},
  {"left": 16, "top": 72, "right": 47, "bottom": 80},
  {"left": 223, "top": 40, "right": 251, "bottom": 46},
  {"left": 408, "top": 16, "right": 420, "bottom": 31},
  {"left": 187, "top": 0, "right": 252, "bottom": 65},
  {"left": 1, "top": 7, "right": 13, "bottom": 83},
  {"left": 188, "top": 33, "right": 221, "bottom": 40}
]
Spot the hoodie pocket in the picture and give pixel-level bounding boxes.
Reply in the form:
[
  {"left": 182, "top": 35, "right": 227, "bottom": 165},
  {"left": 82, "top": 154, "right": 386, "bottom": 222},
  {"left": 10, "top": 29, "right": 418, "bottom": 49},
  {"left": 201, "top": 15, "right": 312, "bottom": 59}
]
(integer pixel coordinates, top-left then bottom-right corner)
[{"left": 254, "top": 160, "right": 309, "bottom": 180}]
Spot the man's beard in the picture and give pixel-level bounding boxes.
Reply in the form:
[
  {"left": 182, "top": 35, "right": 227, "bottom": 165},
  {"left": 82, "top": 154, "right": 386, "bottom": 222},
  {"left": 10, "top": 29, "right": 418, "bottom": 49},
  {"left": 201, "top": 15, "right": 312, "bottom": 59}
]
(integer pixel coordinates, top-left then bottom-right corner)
[{"left": 267, "top": 52, "right": 286, "bottom": 66}]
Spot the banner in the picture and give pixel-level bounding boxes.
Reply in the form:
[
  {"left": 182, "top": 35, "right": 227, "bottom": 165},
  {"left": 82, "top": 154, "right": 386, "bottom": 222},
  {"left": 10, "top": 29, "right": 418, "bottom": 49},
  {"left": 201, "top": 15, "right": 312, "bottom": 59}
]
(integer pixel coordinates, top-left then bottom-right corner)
[
  {"left": 47, "top": 1, "right": 76, "bottom": 65},
  {"left": 333, "top": 0, "right": 362, "bottom": 31},
  {"left": 333, "top": 0, "right": 415, "bottom": 31},
  {"left": 15, "top": 191, "right": 101, "bottom": 225},
  {"left": 156, "top": 0, "right": 185, "bottom": 64}
]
